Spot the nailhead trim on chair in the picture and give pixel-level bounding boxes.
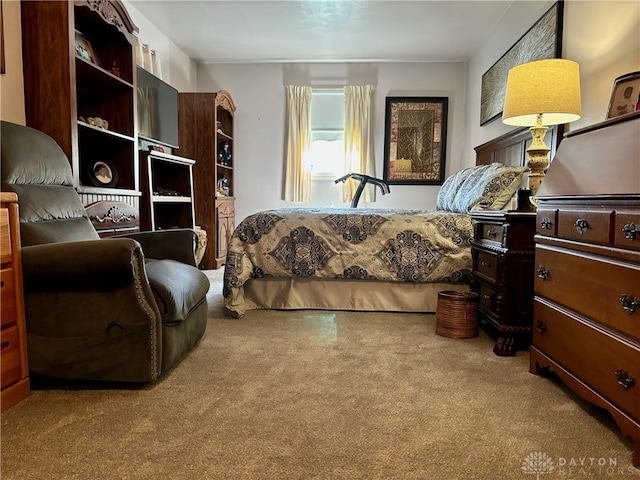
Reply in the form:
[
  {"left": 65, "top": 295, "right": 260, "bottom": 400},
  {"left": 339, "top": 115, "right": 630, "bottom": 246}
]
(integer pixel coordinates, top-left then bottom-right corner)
[{"left": 131, "top": 248, "right": 161, "bottom": 380}]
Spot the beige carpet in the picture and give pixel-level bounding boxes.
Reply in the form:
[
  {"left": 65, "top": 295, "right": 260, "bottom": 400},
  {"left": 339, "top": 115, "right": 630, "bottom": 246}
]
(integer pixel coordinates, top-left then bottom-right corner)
[{"left": 1, "top": 270, "right": 637, "bottom": 480}]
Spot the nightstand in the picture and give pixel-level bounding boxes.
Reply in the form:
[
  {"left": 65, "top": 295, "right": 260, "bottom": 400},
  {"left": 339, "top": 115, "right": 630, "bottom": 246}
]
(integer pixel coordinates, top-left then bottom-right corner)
[{"left": 470, "top": 210, "right": 536, "bottom": 356}]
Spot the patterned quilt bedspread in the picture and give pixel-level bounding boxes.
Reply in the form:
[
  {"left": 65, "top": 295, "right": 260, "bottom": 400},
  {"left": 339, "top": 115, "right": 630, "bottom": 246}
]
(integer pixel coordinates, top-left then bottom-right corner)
[{"left": 223, "top": 207, "right": 474, "bottom": 315}]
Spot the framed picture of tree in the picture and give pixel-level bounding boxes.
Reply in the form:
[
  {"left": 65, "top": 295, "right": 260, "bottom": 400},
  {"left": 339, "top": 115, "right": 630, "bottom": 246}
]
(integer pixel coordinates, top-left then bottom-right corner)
[{"left": 383, "top": 96, "right": 448, "bottom": 185}]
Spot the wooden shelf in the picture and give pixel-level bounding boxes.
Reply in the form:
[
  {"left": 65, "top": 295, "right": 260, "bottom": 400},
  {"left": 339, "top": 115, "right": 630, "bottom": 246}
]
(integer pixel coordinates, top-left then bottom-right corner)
[
  {"left": 140, "top": 150, "right": 195, "bottom": 231},
  {"left": 77, "top": 121, "right": 135, "bottom": 142},
  {"left": 178, "top": 90, "right": 237, "bottom": 269},
  {"left": 75, "top": 56, "right": 134, "bottom": 90},
  {"left": 151, "top": 195, "right": 193, "bottom": 203},
  {"left": 76, "top": 185, "right": 141, "bottom": 196},
  {"left": 217, "top": 130, "right": 233, "bottom": 142},
  {"left": 21, "top": 0, "right": 140, "bottom": 214}
]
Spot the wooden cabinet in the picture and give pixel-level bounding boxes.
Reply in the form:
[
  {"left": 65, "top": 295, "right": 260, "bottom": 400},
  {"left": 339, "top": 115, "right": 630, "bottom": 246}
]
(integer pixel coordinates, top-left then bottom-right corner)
[
  {"left": 178, "top": 91, "right": 236, "bottom": 269},
  {"left": 470, "top": 210, "right": 536, "bottom": 356},
  {"left": 530, "top": 112, "right": 640, "bottom": 468},
  {"left": 21, "top": 0, "right": 141, "bottom": 212},
  {"left": 139, "top": 151, "right": 195, "bottom": 231},
  {"left": 1, "top": 193, "right": 30, "bottom": 412},
  {"left": 215, "top": 198, "right": 235, "bottom": 263}
]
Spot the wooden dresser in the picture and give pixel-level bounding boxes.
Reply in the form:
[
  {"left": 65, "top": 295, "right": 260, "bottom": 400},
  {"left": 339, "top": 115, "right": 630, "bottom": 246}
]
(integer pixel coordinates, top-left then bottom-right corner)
[
  {"left": 530, "top": 112, "right": 640, "bottom": 468},
  {"left": 471, "top": 210, "right": 536, "bottom": 356},
  {"left": 1, "top": 192, "right": 30, "bottom": 411}
]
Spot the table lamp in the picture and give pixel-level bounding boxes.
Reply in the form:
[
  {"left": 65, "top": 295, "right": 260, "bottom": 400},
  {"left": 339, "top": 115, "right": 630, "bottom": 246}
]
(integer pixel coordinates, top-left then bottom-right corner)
[{"left": 502, "top": 58, "right": 582, "bottom": 202}]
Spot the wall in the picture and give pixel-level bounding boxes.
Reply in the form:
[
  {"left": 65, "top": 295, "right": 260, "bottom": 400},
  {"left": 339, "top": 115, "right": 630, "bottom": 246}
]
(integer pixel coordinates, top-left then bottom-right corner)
[
  {"left": 463, "top": 0, "right": 640, "bottom": 158},
  {"left": 197, "top": 62, "right": 468, "bottom": 223},
  {"left": 0, "top": 0, "right": 25, "bottom": 124},
  {"left": 563, "top": 0, "right": 640, "bottom": 129}
]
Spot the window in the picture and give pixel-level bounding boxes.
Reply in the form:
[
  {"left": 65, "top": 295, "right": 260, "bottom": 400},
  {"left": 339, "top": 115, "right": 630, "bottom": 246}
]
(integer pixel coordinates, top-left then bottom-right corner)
[{"left": 308, "top": 91, "right": 345, "bottom": 178}]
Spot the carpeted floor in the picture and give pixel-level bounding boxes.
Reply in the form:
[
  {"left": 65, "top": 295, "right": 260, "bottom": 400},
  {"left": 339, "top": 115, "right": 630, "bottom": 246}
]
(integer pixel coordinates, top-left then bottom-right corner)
[{"left": 1, "top": 270, "right": 638, "bottom": 480}]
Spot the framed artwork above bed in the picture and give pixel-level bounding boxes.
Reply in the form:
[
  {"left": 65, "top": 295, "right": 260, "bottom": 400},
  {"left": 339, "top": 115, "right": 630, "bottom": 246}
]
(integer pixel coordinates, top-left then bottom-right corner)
[{"left": 383, "top": 96, "right": 448, "bottom": 186}]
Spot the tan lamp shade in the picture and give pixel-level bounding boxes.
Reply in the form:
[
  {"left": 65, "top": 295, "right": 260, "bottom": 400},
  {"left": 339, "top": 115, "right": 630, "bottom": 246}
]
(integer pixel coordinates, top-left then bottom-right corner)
[{"left": 502, "top": 59, "right": 582, "bottom": 126}]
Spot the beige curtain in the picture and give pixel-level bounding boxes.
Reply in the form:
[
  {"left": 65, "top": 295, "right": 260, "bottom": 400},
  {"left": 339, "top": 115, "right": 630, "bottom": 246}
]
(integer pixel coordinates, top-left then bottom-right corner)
[
  {"left": 343, "top": 85, "right": 376, "bottom": 204},
  {"left": 284, "top": 85, "right": 312, "bottom": 203}
]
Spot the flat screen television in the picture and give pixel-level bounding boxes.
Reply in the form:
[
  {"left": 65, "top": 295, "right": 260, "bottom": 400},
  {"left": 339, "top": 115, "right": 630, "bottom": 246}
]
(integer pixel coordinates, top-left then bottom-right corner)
[{"left": 136, "top": 65, "right": 179, "bottom": 148}]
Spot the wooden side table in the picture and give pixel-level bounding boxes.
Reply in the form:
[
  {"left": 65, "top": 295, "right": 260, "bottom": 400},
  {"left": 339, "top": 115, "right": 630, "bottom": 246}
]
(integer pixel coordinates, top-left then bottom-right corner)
[
  {"left": 1, "top": 192, "right": 30, "bottom": 411},
  {"left": 470, "top": 210, "right": 536, "bottom": 356}
]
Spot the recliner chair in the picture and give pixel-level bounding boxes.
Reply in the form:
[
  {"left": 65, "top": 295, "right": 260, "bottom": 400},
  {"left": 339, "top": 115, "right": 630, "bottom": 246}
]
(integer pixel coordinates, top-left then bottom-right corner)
[{"left": 0, "top": 120, "right": 210, "bottom": 383}]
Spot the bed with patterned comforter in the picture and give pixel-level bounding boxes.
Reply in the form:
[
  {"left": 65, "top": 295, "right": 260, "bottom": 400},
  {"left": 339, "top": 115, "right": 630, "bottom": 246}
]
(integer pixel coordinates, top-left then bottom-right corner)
[
  {"left": 222, "top": 162, "right": 527, "bottom": 317},
  {"left": 223, "top": 207, "right": 474, "bottom": 317}
]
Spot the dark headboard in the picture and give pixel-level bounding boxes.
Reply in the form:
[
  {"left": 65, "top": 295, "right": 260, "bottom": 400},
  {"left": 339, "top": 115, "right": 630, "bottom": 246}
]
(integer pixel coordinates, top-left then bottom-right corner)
[{"left": 474, "top": 125, "right": 564, "bottom": 166}]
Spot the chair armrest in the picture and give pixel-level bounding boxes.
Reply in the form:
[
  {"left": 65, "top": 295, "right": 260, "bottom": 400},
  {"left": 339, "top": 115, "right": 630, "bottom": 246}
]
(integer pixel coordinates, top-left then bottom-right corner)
[
  {"left": 20, "top": 238, "right": 163, "bottom": 383},
  {"left": 115, "top": 229, "right": 197, "bottom": 266},
  {"left": 22, "top": 238, "right": 142, "bottom": 289}
]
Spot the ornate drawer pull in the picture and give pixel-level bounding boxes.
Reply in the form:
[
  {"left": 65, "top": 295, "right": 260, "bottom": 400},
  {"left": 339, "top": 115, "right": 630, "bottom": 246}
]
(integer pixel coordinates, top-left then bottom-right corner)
[
  {"left": 540, "top": 217, "right": 552, "bottom": 230},
  {"left": 622, "top": 222, "right": 640, "bottom": 240},
  {"left": 480, "top": 261, "right": 491, "bottom": 267},
  {"left": 482, "top": 294, "right": 491, "bottom": 300},
  {"left": 536, "top": 321, "right": 547, "bottom": 334},
  {"left": 537, "top": 266, "right": 549, "bottom": 280},
  {"left": 620, "top": 294, "right": 639, "bottom": 314},
  {"left": 574, "top": 219, "right": 589, "bottom": 234},
  {"left": 615, "top": 369, "right": 636, "bottom": 390},
  {"left": 486, "top": 229, "right": 497, "bottom": 238}
]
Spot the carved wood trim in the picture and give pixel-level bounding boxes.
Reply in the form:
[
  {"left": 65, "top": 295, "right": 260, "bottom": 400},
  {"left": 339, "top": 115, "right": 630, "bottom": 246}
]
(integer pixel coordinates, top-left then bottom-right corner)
[
  {"left": 86, "top": 200, "right": 139, "bottom": 230},
  {"left": 215, "top": 90, "right": 236, "bottom": 113},
  {"left": 82, "top": 0, "right": 138, "bottom": 37}
]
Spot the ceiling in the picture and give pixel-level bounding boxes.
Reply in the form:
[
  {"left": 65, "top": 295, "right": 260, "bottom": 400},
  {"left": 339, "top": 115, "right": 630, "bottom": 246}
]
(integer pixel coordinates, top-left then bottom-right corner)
[{"left": 127, "top": 0, "right": 515, "bottom": 64}]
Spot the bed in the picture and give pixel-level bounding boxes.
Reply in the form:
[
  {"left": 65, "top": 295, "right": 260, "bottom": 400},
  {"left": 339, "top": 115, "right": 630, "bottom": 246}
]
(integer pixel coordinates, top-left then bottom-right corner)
[{"left": 223, "top": 127, "right": 561, "bottom": 318}]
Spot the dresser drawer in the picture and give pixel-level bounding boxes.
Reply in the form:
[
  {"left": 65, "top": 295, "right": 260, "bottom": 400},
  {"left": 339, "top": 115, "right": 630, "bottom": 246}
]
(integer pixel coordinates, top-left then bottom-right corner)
[
  {"left": 0, "top": 268, "right": 16, "bottom": 327},
  {"left": 533, "top": 300, "right": 640, "bottom": 421},
  {"left": 475, "top": 250, "right": 498, "bottom": 283},
  {"left": 536, "top": 208, "right": 557, "bottom": 236},
  {"left": 557, "top": 209, "right": 613, "bottom": 245},
  {"left": 477, "top": 282, "right": 498, "bottom": 313},
  {"left": 476, "top": 222, "right": 503, "bottom": 245},
  {"left": 614, "top": 210, "right": 640, "bottom": 252},
  {"left": 0, "top": 208, "right": 11, "bottom": 265},
  {"left": 535, "top": 245, "right": 640, "bottom": 341},
  {"left": 1, "top": 325, "right": 22, "bottom": 389}
]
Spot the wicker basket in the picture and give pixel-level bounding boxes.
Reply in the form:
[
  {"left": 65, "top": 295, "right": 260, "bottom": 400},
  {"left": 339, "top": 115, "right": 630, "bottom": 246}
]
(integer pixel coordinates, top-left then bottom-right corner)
[{"left": 435, "top": 291, "right": 479, "bottom": 339}]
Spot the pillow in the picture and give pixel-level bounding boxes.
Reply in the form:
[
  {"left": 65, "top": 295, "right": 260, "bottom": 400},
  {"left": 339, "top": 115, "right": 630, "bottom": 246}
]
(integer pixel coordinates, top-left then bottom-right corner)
[
  {"left": 436, "top": 165, "right": 490, "bottom": 212},
  {"left": 474, "top": 164, "right": 526, "bottom": 211},
  {"left": 449, "top": 164, "right": 499, "bottom": 213},
  {"left": 451, "top": 163, "right": 526, "bottom": 213}
]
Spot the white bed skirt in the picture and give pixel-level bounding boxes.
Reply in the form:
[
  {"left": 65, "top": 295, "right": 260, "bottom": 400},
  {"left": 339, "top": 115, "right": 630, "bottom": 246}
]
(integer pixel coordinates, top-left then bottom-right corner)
[{"left": 231, "top": 277, "right": 471, "bottom": 316}]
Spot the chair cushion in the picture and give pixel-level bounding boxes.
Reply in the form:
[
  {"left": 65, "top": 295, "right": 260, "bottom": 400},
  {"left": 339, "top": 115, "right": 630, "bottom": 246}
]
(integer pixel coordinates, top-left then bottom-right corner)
[{"left": 145, "top": 259, "right": 210, "bottom": 323}]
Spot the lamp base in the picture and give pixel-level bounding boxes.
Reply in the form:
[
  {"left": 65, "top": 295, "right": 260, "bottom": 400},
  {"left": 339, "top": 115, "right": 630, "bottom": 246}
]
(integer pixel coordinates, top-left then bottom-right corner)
[{"left": 526, "top": 122, "right": 550, "bottom": 210}]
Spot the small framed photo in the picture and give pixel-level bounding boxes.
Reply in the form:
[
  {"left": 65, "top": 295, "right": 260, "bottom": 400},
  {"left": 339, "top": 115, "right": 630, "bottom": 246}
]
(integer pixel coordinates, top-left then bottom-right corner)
[
  {"left": 606, "top": 72, "right": 640, "bottom": 119},
  {"left": 75, "top": 31, "right": 98, "bottom": 65},
  {"left": 86, "top": 160, "right": 118, "bottom": 187}
]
